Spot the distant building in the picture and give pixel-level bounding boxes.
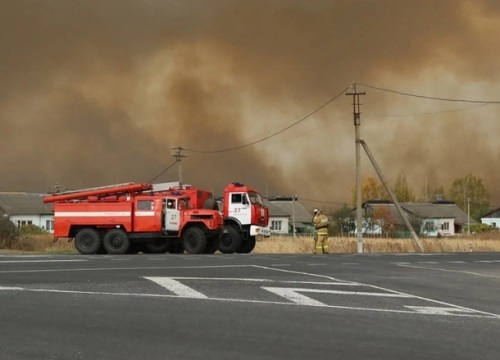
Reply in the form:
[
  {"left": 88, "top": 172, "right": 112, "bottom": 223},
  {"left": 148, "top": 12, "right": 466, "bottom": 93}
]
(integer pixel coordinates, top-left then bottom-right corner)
[
  {"left": 481, "top": 208, "right": 500, "bottom": 229},
  {"left": 352, "top": 199, "right": 476, "bottom": 237},
  {"left": 0, "top": 193, "right": 54, "bottom": 233},
  {"left": 265, "top": 196, "right": 314, "bottom": 235}
]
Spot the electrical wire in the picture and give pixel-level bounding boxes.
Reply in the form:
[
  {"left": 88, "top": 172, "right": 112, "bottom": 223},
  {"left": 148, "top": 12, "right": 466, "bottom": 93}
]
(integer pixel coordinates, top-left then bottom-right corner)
[
  {"left": 148, "top": 160, "right": 177, "bottom": 183},
  {"left": 187, "top": 85, "right": 351, "bottom": 154},
  {"left": 365, "top": 103, "right": 489, "bottom": 118},
  {"left": 358, "top": 82, "right": 500, "bottom": 104}
]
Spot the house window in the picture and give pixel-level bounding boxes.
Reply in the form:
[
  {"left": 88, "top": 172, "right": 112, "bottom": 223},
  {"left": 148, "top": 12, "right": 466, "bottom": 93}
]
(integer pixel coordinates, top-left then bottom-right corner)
[
  {"left": 270, "top": 220, "right": 282, "bottom": 231},
  {"left": 46, "top": 220, "right": 54, "bottom": 231},
  {"left": 441, "top": 222, "right": 449, "bottom": 231},
  {"left": 17, "top": 220, "right": 32, "bottom": 228},
  {"left": 424, "top": 222, "right": 435, "bottom": 231},
  {"left": 492, "top": 222, "right": 497, "bottom": 228}
]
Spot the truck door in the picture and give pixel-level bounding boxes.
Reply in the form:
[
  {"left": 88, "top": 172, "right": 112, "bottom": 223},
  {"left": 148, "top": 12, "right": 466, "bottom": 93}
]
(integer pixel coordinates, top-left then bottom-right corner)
[
  {"left": 164, "top": 198, "right": 181, "bottom": 232},
  {"left": 228, "top": 192, "right": 251, "bottom": 225},
  {"left": 134, "top": 198, "right": 160, "bottom": 232}
]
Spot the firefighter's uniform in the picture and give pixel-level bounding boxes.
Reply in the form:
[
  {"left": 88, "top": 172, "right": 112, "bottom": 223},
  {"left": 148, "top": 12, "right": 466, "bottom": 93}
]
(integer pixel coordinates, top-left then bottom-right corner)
[{"left": 313, "top": 209, "right": 329, "bottom": 254}]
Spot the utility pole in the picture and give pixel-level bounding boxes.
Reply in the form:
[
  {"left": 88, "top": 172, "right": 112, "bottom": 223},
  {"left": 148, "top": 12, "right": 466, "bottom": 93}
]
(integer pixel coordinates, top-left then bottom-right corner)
[
  {"left": 346, "top": 83, "right": 366, "bottom": 254},
  {"left": 467, "top": 197, "right": 471, "bottom": 235},
  {"left": 292, "top": 194, "right": 297, "bottom": 238},
  {"left": 359, "top": 140, "right": 424, "bottom": 252},
  {"left": 171, "top": 146, "right": 187, "bottom": 189}
]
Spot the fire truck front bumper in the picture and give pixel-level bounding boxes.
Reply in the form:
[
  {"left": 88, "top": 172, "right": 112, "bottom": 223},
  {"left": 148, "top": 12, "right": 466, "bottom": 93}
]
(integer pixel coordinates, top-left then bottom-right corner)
[{"left": 250, "top": 225, "right": 271, "bottom": 237}]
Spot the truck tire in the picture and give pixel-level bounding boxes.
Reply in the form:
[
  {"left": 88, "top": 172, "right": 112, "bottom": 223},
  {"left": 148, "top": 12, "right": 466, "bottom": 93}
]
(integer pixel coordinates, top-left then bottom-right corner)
[
  {"left": 218, "top": 226, "right": 242, "bottom": 254},
  {"left": 144, "top": 240, "right": 172, "bottom": 254},
  {"left": 237, "top": 236, "right": 256, "bottom": 254},
  {"left": 74, "top": 228, "right": 103, "bottom": 255},
  {"left": 103, "top": 229, "right": 130, "bottom": 255},
  {"left": 182, "top": 227, "right": 207, "bottom": 254},
  {"left": 203, "top": 236, "right": 219, "bottom": 254}
]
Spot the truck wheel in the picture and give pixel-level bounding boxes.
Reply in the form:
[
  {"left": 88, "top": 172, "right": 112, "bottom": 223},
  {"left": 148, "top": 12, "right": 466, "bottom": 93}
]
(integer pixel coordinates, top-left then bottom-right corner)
[
  {"left": 144, "top": 240, "right": 172, "bottom": 254},
  {"left": 74, "top": 228, "right": 103, "bottom": 255},
  {"left": 218, "top": 226, "right": 242, "bottom": 254},
  {"left": 237, "top": 236, "right": 256, "bottom": 254},
  {"left": 103, "top": 229, "right": 130, "bottom": 255},
  {"left": 169, "top": 240, "right": 184, "bottom": 254},
  {"left": 182, "top": 227, "right": 207, "bottom": 254},
  {"left": 203, "top": 237, "right": 219, "bottom": 254}
]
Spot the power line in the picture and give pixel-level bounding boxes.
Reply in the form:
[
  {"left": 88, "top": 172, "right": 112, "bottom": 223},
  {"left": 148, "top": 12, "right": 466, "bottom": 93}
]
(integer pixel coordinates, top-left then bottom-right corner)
[
  {"left": 148, "top": 160, "right": 177, "bottom": 183},
  {"left": 365, "top": 103, "right": 489, "bottom": 118},
  {"left": 187, "top": 86, "right": 351, "bottom": 154},
  {"left": 358, "top": 83, "right": 500, "bottom": 104}
]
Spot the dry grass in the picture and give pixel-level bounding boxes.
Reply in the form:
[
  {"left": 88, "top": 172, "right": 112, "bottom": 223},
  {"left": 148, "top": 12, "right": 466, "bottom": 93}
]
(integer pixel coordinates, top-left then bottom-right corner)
[
  {"left": 1, "top": 233, "right": 500, "bottom": 254},
  {"left": 254, "top": 234, "right": 500, "bottom": 254},
  {"left": 0, "top": 234, "right": 76, "bottom": 254}
]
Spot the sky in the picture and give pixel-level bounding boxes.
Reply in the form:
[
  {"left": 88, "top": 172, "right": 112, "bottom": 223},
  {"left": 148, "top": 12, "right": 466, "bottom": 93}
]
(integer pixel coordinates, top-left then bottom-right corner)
[{"left": 1, "top": 0, "right": 500, "bottom": 210}]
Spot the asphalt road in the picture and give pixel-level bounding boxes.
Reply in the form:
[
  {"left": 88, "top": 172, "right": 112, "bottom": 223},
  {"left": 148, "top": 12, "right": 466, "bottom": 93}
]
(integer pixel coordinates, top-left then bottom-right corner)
[{"left": 1, "top": 252, "right": 499, "bottom": 360}]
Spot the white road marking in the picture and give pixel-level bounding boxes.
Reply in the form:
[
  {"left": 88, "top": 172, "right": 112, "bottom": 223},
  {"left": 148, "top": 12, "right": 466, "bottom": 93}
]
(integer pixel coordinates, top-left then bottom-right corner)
[
  {"left": 154, "top": 276, "right": 357, "bottom": 285},
  {"left": 0, "top": 285, "right": 496, "bottom": 318},
  {"left": 144, "top": 277, "right": 208, "bottom": 298},
  {"left": 397, "top": 263, "right": 500, "bottom": 279},
  {"left": 262, "top": 287, "right": 411, "bottom": 306},
  {"left": 262, "top": 287, "right": 326, "bottom": 306},
  {"left": 252, "top": 265, "right": 500, "bottom": 318},
  {"left": 0, "top": 260, "right": 87, "bottom": 263},
  {"left": 405, "top": 306, "right": 478, "bottom": 316}
]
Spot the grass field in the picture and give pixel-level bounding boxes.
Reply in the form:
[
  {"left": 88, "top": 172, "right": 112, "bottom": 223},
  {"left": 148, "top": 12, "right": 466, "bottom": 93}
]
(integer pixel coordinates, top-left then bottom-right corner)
[{"left": 1, "top": 233, "right": 500, "bottom": 254}]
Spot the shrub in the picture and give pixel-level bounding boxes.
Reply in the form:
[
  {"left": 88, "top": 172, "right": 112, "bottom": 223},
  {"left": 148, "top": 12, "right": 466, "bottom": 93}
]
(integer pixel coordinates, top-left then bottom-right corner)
[
  {"left": 18, "top": 224, "right": 47, "bottom": 235},
  {"left": 0, "top": 216, "right": 19, "bottom": 248}
]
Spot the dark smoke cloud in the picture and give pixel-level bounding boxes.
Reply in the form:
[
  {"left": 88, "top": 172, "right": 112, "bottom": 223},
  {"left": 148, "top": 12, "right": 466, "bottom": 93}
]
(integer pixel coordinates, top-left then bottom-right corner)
[{"left": 1, "top": 0, "right": 500, "bottom": 208}]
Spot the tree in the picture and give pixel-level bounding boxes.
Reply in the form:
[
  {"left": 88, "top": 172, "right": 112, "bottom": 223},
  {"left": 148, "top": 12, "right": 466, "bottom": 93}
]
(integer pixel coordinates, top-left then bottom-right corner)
[
  {"left": 372, "top": 205, "right": 397, "bottom": 237},
  {"left": 351, "top": 176, "right": 388, "bottom": 205},
  {"left": 393, "top": 171, "right": 415, "bottom": 202},
  {"left": 449, "top": 173, "right": 490, "bottom": 221},
  {"left": 329, "top": 204, "right": 354, "bottom": 236},
  {"left": 429, "top": 185, "right": 446, "bottom": 202}
]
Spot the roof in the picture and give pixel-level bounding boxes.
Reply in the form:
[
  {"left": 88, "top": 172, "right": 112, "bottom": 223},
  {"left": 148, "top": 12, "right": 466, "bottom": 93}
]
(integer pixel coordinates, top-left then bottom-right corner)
[
  {"left": 481, "top": 208, "right": 500, "bottom": 219},
  {"left": 263, "top": 200, "right": 289, "bottom": 217},
  {"left": 0, "top": 193, "right": 53, "bottom": 215},
  {"left": 363, "top": 201, "right": 476, "bottom": 225},
  {"left": 265, "top": 197, "right": 313, "bottom": 223}
]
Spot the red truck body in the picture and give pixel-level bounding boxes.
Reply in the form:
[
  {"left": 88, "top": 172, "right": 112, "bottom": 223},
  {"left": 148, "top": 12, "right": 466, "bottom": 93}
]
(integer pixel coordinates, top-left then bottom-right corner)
[{"left": 43, "top": 182, "right": 224, "bottom": 255}]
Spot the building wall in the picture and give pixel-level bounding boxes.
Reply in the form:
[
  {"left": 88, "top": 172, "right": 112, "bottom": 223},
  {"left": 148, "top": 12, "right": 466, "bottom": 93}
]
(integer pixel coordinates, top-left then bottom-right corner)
[
  {"left": 9, "top": 214, "right": 54, "bottom": 234},
  {"left": 482, "top": 218, "right": 500, "bottom": 229},
  {"left": 269, "top": 216, "right": 290, "bottom": 234}
]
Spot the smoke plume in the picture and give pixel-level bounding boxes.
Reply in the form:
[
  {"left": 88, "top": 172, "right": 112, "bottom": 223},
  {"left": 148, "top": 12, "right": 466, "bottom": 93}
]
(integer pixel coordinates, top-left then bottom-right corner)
[{"left": 1, "top": 0, "right": 500, "bottom": 209}]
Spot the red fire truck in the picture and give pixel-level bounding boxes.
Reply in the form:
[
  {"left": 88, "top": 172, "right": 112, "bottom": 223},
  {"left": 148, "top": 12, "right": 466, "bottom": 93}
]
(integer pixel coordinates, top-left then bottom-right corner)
[
  {"left": 169, "top": 182, "right": 271, "bottom": 254},
  {"left": 43, "top": 182, "right": 224, "bottom": 255}
]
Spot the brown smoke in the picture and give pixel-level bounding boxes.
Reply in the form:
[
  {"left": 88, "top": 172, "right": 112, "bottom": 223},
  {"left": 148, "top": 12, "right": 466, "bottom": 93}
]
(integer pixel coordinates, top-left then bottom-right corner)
[{"left": 1, "top": 0, "right": 500, "bottom": 208}]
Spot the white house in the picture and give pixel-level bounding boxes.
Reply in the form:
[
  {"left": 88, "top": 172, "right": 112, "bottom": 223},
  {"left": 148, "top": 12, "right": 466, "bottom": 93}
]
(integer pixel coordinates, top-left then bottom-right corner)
[
  {"left": 354, "top": 200, "right": 475, "bottom": 237},
  {"left": 264, "top": 196, "right": 314, "bottom": 235},
  {"left": 0, "top": 193, "right": 54, "bottom": 233},
  {"left": 481, "top": 208, "right": 500, "bottom": 229}
]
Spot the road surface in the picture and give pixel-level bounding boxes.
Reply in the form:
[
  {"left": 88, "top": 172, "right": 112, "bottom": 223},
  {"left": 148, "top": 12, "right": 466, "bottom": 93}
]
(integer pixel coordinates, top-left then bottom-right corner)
[{"left": 1, "top": 252, "right": 499, "bottom": 360}]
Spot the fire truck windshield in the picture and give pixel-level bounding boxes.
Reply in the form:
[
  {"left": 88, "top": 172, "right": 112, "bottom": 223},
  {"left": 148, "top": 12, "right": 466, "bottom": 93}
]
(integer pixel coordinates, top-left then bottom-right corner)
[{"left": 248, "top": 192, "right": 263, "bottom": 206}]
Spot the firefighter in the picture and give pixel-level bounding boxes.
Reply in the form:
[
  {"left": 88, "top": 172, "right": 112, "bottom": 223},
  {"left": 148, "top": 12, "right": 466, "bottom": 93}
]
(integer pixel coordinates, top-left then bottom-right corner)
[{"left": 313, "top": 208, "right": 330, "bottom": 254}]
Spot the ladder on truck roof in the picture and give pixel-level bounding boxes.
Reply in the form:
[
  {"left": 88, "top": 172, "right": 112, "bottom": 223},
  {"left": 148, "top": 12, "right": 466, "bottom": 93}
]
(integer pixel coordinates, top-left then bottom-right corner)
[{"left": 43, "top": 182, "right": 153, "bottom": 203}]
